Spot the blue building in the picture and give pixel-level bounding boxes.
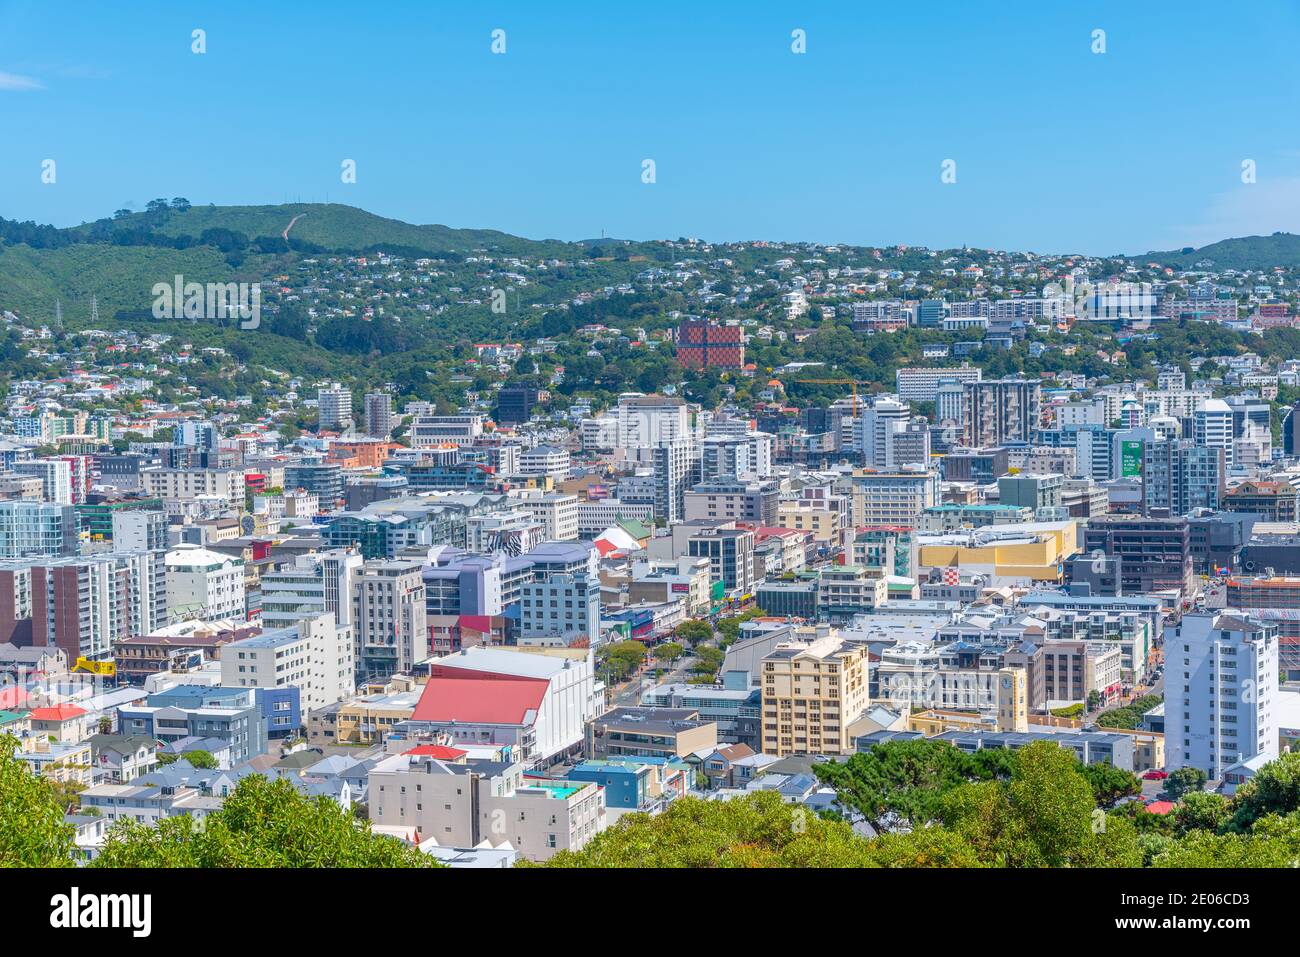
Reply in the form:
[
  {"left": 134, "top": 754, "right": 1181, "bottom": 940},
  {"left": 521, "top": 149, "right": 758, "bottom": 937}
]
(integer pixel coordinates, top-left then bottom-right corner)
[{"left": 118, "top": 686, "right": 268, "bottom": 763}]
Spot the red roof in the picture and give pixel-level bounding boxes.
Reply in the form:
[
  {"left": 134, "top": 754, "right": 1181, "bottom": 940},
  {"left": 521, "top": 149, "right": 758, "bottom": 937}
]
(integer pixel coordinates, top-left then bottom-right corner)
[
  {"left": 412, "top": 676, "right": 547, "bottom": 725},
  {"left": 29, "top": 705, "right": 86, "bottom": 722},
  {"left": 404, "top": 744, "right": 468, "bottom": 760},
  {"left": 1145, "top": 800, "right": 1176, "bottom": 815}
]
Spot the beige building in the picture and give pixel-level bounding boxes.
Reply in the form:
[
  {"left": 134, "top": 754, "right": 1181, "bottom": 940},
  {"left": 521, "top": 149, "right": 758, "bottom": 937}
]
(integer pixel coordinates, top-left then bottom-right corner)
[
  {"left": 777, "top": 502, "right": 841, "bottom": 545},
  {"left": 760, "top": 636, "right": 871, "bottom": 756}
]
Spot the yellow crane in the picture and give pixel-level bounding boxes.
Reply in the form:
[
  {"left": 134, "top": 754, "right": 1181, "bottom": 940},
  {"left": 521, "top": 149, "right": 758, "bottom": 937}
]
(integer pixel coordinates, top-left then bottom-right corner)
[{"left": 73, "top": 656, "right": 116, "bottom": 677}]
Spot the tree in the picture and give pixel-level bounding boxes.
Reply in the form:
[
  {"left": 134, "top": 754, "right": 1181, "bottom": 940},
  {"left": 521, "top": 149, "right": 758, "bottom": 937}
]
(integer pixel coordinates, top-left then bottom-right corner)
[
  {"left": 1165, "top": 766, "right": 1208, "bottom": 802},
  {"left": 0, "top": 734, "right": 78, "bottom": 866},
  {"left": 1176, "top": 791, "right": 1230, "bottom": 835},
  {"left": 940, "top": 741, "right": 1140, "bottom": 868},
  {"left": 1079, "top": 762, "right": 1141, "bottom": 808},
  {"left": 598, "top": 640, "right": 647, "bottom": 682},
  {"left": 92, "top": 774, "right": 436, "bottom": 867},
  {"left": 674, "top": 620, "right": 713, "bottom": 646},
  {"left": 813, "top": 739, "right": 987, "bottom": 833},
  {"left": 652, "top": 642, "right": 684, "bottom": 665},
  {"left": 182, "top": 750, "right": 218, "bottom": 770},
  {"left": 1228, "top": 750, "right": 1300, "bottom": 831},
  {"left": 528, "top": 791, "right": 877, "bottom": 868}
]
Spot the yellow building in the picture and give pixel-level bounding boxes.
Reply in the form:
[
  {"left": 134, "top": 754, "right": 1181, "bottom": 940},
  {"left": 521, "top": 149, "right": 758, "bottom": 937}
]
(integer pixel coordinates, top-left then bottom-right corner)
[
  {"left": 776, "top": 502, "right": 842, "bottom": 545},
  {"left": 917, "top": 520, "right": 1079, "bottom": 582},
  {"left": 760, "top": 636, "right": 870, "bottom": 756},
  {"left": 330, "top": 692, "right": 420, "bottom": 745}
]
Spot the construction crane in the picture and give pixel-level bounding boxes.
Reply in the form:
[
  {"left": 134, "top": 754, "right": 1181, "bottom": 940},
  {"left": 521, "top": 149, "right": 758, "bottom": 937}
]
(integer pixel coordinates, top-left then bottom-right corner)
[
  {"left": 795, "top": 378, "right": 874, "bottom": 409},
  {"left": 73, "top": 656, "right": 116, "bottom": 678}
]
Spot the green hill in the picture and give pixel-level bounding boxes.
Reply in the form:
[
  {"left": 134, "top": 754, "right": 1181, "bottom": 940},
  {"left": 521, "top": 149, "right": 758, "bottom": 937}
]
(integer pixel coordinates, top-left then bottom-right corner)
[
  {"left": 1134, "top": 232, "right": 1300, "bottom": 271},
  {"left": 73, "top": 203, "right": 575, "bottom": 258}
]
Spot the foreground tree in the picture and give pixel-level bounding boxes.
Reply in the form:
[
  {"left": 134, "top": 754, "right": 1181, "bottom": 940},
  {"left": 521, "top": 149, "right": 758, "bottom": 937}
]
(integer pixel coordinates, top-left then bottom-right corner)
[
  {"left": 1228, "top": 750, "right": 1300, "bottom": 831},
  {"left": 92, "top": 775, "right": 436, "bottom": 868},
  {"left": 812, "top": 739, "right": 1011, "bottom": 833},
  {"left": 1079, "top": 761, "right": 1142, "bottom": 808},
  {"left": 531, "top": 791, "right": 883, "bottom": 867},
  {"left": 1165, "top": 766, "right": 1208, "bottom": 802},
  {"left": 0, "top": 735, "right": 78, "bottom": 867}
]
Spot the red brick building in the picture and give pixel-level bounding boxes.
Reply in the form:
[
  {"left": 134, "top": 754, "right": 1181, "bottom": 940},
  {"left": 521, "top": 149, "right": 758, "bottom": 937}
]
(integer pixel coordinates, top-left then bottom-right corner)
[{"left": 677, "top": 319, "right": 745, "bottom": 371}]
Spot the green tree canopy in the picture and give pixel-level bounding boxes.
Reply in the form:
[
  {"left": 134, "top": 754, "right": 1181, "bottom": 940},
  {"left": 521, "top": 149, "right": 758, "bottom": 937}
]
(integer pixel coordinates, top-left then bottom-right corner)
[{"left": 0, "top": 735, "right": 78, "bottom": 867}]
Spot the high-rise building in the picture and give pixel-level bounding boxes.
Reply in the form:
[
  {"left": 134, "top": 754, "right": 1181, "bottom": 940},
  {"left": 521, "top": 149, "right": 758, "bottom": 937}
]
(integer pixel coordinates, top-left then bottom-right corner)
[
  {"left": 963, "top": 378, "right": 1042, "bottom": 448},
  {"left": 650, "top": 440, "right": 693, "bottom": 525},
  {"left": 494, "top": 386, "right": 539, "bottom": 427},
  {"left": 1193, "top": 399, "right": 1234, "bottom": 470},
  {"left": 618, "top": 394, "right": 690, "bottom": 450},
  {"left": 352, "top": 560, "right": 428, "bottom": 678},
  {"left": 1166, "top": 611, "right": 1278, "bottom": 780},
  {"left": 0, "top": 501, "right": 77, "bottom": 558},
  {"left": 364, "top": 391, "right": 394, "bottom": 439},
  {"left": 0, "top": 551, "right": 165, "bottom": 664},
  {"left": 1141, "top": 440, "right": 1224, "bottom": 516},
  {"left": 854, "top": 396, "right": 911, "bottom": 468},
  {"left": 260, "top": 548, "right": 364, "bottom": 630},
  {"left": 317, "top": 383, "right": 354, "bottom": 432},
  {"left": 13, "top": 459, "right": 74, "bottom": 505}
]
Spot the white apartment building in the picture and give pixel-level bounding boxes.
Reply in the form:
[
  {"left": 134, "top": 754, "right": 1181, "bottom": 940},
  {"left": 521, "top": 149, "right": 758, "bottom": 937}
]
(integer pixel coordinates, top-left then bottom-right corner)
[
  {"left": 222, "top": 612, "right": 355, "bottom": 715},
  {"left": 1193, "top": 399, "right": 1235, "bottom": 470},
  {"left": 513, "top": 491, "right": 579, "bottom": 541},
  {"left": 576, "top": 499, "right": 654, "bottom": 538},
  {"left": 142, "top": 467, "right": 245, "bottom": 507},
  {"left": 260, "top": 548, "right": 364, "bottom": 630},
  {"left": 409, "top": 413, "right": 485, "bottom": 448},
  {"left": 318, "top": 383, "right": 354, "bottom": 431},
  {"left": 895, "top": 366, "right": 982, "bottom": 403},
  {"left": 1166, "top": 610, "right": 1278, "bottom": 780},
  {"left": 580, "top": 415, "right": 619, "bottom": 452},
  {"left": 617, "top": 394, "right": 690, "bottom": 450},
  {"left": 13, "top": 459, "right": 73, "bottom": 505},
  {"left": 518, "top": 445, "right": 571, "bottom": 481},
  {"left": 164, "top": 544, "right": 245, "bottom": 622}
]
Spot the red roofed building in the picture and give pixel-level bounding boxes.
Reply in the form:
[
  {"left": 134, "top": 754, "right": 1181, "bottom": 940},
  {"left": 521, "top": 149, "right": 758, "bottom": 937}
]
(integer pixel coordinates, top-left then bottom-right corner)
[
  {"left": 403, "top": 646, "right": 599, "bottom": 764},
  {"left": 403, "top": 743, "right": 468, "bottom": 763},
  {"left": 28, "top": 704, "right": 89, "bottom": 743}
]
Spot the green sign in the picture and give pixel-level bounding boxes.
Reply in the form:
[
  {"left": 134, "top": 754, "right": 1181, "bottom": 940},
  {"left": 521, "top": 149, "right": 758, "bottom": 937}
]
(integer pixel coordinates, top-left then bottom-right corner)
[{"left": 1120, "top": 440, "right": 1144, "bottom": 478}]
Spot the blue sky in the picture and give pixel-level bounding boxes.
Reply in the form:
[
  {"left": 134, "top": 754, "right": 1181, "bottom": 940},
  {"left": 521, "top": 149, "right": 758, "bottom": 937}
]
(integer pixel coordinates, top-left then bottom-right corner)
[{"left": 4, "top": 0, "right": 1300, "bottom": 255}]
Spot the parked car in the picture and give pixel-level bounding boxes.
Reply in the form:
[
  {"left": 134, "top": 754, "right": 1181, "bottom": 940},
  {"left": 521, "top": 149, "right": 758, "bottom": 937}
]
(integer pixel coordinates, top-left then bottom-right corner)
[{"left": 1142, "top": 770, "right": 1168, "bottom": 781}]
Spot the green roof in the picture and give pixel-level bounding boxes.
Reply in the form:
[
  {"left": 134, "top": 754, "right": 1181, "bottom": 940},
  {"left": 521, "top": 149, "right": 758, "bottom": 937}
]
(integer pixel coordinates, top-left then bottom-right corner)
[{"left": 616, "top": 517, "right": 652, "bottom": 539}]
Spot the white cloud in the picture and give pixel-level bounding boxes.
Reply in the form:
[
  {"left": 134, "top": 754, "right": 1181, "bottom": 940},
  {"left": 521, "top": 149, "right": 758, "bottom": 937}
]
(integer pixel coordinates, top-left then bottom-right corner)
[
  {"left": 0, "top": 70, "right": 42, "bottom": 91},
  {"left": 1170, "top": 176, "right": 1300, "bottom": 247}
]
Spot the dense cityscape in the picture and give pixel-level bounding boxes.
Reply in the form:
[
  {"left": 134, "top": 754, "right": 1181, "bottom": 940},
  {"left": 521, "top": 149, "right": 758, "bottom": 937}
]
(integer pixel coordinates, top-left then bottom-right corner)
[
  {"left": 4, "top": 7, "right": 1299, "bottom": 938},
  {"left": 3, "top": 204, "right": 1300, "bottom": 879}
]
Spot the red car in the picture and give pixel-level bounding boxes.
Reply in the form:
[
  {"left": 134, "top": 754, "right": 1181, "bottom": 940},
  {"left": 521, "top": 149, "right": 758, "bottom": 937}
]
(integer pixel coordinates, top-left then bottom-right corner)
[{"left": 1142, "top": 770, "right": 1168, "bottom": 781}]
